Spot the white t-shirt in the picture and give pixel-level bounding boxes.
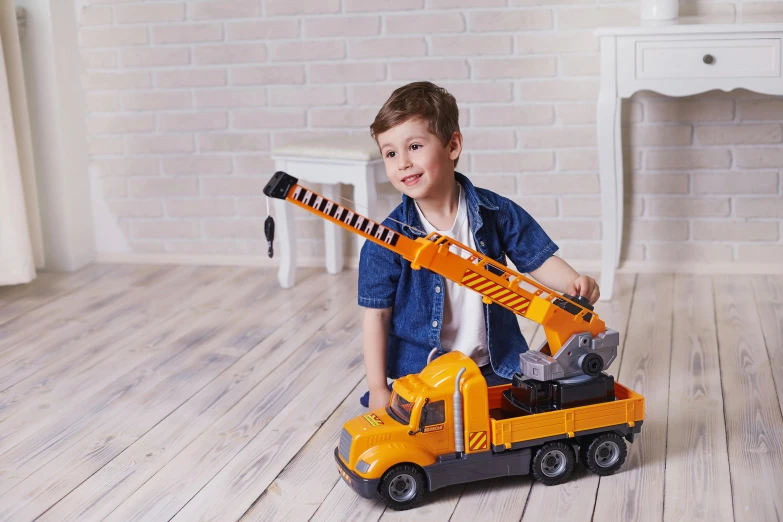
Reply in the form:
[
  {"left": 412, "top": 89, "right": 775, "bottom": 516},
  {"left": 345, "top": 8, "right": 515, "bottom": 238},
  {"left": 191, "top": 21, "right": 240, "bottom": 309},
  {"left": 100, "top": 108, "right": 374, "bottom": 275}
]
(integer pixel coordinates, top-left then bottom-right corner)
[{"left": 414, "top": 184, "right": 489, "bottom": 367}]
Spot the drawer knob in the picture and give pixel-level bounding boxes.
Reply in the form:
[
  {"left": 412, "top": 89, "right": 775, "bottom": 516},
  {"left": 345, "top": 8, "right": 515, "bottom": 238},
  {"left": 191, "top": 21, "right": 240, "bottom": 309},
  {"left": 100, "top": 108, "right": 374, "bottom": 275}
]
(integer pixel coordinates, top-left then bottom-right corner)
[{"left": 703, "top": 54, "right": 715, "bottom": 65}]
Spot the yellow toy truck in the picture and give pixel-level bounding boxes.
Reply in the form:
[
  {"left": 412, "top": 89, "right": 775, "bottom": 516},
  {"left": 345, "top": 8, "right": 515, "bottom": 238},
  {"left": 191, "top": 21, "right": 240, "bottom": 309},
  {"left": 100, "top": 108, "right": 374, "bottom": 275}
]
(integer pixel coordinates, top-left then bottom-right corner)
[
  {"left": 263, "top": 172, "right": 645, "bottom": 510},
  {"left": 335, "top": 350, "right": 643, "bottom": 509}
]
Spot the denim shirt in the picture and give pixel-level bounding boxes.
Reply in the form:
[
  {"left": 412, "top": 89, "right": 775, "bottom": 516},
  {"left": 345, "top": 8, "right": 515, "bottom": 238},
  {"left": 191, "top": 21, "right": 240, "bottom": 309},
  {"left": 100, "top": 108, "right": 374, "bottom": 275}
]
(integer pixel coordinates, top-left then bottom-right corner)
[{"left": 358, "top": 172, "right": 558, "bottom": 380}]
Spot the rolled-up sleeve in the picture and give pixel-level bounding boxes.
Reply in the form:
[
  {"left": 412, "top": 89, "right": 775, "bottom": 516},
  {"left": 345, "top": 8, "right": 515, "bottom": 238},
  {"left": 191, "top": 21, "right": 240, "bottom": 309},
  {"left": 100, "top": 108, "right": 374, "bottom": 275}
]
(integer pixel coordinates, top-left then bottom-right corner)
[
  {"left": 499, "top": 197, "right": 559, "bottom": 274},
  {"left": 358, "top": 237, "right": 401, "bottom": 309}
]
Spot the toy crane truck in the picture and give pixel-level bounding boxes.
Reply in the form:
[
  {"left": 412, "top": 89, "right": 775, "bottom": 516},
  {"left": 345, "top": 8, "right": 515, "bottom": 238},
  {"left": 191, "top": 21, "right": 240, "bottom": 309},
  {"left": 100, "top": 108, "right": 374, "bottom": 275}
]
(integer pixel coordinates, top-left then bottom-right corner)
[{"left": 264, "top": 172, "right": 644, "bottom": 510}]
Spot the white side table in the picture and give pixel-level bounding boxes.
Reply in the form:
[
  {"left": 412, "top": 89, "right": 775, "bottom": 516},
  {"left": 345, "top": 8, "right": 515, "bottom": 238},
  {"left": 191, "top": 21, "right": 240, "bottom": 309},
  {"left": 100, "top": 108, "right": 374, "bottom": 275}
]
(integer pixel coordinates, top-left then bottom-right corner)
[
  {"left": 596, "top": 17, "right": 783, "bottom": 299},
  {"left": 271, "top": 136, "right": 386, "bottom": 288}
]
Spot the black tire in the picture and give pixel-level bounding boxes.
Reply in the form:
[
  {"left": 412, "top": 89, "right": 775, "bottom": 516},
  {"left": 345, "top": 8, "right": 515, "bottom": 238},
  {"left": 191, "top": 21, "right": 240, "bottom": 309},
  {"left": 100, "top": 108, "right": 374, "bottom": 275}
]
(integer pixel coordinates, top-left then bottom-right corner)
[
  {"left": 377, "top": 464, "right": 426, "bottom": 510},
  {"left": 584, "top": 433, "right": 627, "bottom": 476},
  {"left": 581, "top": 353, "right": 604, "bottom": 377},
  {"left": 531, "top": 441, "right": 576, "bottom": 486}
]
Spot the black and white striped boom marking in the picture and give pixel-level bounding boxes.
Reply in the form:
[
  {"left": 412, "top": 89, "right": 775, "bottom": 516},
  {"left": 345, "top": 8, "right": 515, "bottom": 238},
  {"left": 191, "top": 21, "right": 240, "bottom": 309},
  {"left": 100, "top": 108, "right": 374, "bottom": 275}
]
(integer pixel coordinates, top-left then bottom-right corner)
[{"left": 292, "top": 186, "right": 400, "bottom": 246}]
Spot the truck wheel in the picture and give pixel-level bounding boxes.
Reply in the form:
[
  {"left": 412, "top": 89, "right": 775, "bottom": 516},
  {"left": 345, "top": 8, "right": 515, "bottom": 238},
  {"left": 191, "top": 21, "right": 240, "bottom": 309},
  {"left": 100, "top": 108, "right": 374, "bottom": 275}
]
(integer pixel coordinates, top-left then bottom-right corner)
[
  {"left": 377, "top": 464, "right": 425, "bottom": 511},
  {"left": 584, "top": 433, "right": 627, "bottom": 476},
  {"left": 531, "top": 442, "right": 575, "bottom": 485}
]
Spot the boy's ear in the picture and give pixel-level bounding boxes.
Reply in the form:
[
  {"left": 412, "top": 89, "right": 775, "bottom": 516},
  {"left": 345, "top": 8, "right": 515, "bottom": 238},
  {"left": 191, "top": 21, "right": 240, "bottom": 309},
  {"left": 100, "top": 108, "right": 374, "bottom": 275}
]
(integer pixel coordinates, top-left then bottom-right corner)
[{"left": 448, "top": 131, "right": 463, "bottom": 162}]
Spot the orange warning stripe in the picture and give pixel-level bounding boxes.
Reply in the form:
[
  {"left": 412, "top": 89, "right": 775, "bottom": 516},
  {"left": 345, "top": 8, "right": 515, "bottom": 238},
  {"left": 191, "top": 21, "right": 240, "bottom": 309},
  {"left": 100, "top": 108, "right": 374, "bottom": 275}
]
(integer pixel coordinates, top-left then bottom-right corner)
[
  {"left": 468, "top": 431, "right": 488, "bottom": 451},
  {"left": 461, "top": 270, "right": 529, "bottom": 314}
]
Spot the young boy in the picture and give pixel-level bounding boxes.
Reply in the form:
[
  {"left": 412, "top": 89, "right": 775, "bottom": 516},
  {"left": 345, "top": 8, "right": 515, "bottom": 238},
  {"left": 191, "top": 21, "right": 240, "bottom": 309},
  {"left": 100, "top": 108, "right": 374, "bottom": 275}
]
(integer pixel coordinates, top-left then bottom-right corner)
[{"left": 359, "top": 82, "right": 599, "bottom": 410}]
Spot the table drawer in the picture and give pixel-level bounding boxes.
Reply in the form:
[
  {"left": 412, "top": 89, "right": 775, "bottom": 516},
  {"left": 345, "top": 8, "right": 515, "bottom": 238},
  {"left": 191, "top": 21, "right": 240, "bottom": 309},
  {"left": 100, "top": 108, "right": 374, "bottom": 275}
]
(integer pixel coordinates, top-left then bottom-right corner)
[{"left": 636, "top": 38, "right": 781, "bottom": 79}]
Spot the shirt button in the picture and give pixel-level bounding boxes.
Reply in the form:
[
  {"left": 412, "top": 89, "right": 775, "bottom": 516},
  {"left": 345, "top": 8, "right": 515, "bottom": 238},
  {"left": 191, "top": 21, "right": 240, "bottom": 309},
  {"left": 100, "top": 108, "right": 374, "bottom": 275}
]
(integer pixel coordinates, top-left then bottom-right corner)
[
  {"left": 435, "top": 286, "right": 441, "bottom": 293},
  {"left": 480, "top": 241, "right": 485, "bottom": 246},
  {"left": 432, "top": 321, "right": 438, "bottom": 328}
]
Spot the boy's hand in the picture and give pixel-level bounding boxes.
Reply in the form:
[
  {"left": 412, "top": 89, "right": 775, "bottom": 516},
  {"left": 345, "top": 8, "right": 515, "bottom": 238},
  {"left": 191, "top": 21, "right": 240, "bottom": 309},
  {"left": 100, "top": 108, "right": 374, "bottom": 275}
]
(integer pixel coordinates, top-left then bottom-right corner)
[
  {"left": 369, "top": 386, "right": 392, "bottom": 411},
  {"left": 566, "top": 275, "right": 600, "bottom": 305}
]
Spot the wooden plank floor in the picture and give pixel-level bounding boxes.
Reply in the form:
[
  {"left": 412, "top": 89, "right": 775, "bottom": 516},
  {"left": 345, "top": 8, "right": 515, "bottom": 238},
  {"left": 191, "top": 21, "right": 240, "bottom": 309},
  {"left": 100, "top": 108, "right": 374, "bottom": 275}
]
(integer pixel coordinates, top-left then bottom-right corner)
[{"left": 0, "top": 265, "right": 781, "bottom": 522}]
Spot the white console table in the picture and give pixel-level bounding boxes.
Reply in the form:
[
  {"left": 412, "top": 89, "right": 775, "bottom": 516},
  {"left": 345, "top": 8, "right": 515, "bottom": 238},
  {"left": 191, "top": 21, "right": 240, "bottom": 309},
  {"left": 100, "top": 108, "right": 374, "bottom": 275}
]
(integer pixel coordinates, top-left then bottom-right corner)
[{"left": 596, "top": 18, "right": 783, "bottom": 299}]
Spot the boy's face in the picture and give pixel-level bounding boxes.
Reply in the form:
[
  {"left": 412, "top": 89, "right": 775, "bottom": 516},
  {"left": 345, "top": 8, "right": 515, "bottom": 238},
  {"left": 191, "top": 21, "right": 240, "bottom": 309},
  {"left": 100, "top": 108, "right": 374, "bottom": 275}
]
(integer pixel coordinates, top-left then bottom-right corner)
[{"left": 376, "top": 118, "right": 461, "bottom": 201}]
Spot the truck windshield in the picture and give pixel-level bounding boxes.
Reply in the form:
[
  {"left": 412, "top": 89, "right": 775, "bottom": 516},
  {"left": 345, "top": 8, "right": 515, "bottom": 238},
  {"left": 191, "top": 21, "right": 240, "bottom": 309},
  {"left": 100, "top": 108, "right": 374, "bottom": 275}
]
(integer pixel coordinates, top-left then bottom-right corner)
[{"left": 389, "top": 392, "right": 415, "bottom": 425}]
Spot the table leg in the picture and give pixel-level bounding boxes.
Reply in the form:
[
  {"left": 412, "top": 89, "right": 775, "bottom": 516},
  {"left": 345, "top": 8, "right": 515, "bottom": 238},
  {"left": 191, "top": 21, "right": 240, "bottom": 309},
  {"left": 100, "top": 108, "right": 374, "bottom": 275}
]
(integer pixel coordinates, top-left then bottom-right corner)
[
  {"left": 274, "top": 198, "right": 296, "bottom": 288},
  {"left": 598, "top": 94, "right": 620, "bottom": 301},
  {"left": 353, "top": 167, "right": 377, "bottom": 257},
  {"left": 614, "top": 99, "right": 624, "bottom": 269}
]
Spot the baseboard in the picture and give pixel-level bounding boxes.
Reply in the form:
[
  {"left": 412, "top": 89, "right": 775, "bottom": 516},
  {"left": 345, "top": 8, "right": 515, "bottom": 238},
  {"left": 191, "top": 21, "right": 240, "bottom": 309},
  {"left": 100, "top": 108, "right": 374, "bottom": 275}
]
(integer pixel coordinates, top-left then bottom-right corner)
[
  {"left": 94, "top": 252, "right": 783, "bottom": 275},
  {"left": 568, "top": 260, "right": 783, "bottom": 275},
  {"left": 94, "top": 252, "right": 363, "bottom": 269}
]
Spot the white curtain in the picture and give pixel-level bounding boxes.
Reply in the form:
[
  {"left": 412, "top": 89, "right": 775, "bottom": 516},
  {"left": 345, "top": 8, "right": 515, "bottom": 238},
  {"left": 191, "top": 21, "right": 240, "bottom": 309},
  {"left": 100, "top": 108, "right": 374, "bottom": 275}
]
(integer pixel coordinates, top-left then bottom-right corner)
[{"left": 0, "top": 3, "right": 43, "bottom": 286}]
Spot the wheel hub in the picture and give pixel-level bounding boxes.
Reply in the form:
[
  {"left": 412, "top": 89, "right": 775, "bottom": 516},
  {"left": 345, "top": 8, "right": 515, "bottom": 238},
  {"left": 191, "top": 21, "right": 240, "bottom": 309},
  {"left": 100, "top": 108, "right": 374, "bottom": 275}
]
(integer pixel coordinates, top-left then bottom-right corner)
[
  {"left": 541, "top": 449, "right": 567, "bottom": 477},
  {"left": 388, "top": 473, "right": 416, "bottom": 502},
  {"left": 595, "top": 441, "right": 620, "bottom": 467}
]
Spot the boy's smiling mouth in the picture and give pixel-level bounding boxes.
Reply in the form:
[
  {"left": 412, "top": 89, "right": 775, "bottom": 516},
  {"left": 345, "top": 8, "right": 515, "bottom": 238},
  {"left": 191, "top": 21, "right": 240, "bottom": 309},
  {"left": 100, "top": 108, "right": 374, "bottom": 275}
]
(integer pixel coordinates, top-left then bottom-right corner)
[{"left": 401, "top": 173, "right": 423, "bottom": 185}]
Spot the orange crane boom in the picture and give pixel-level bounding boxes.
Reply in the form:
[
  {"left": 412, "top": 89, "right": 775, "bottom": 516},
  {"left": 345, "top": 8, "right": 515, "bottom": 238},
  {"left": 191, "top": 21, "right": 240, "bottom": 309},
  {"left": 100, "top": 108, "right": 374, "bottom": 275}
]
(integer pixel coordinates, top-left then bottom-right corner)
[{"left": 264, "top": 171, "right": 619, "bottom": 381}]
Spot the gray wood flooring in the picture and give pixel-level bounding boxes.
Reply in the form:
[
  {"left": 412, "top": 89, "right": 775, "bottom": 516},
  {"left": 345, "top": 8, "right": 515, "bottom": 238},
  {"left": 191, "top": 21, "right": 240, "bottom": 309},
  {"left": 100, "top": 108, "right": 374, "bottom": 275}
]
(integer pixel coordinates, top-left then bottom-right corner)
[{"left": 0, "top": 264, "right": 781, "bottom": 521}]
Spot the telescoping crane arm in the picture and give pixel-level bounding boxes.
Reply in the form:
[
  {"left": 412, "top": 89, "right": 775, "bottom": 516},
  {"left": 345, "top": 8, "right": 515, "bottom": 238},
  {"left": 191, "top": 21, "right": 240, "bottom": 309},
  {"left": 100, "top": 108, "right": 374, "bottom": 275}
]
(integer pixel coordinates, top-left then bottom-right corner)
[{"left": 264, "top": 171, "right": 618, "bottom": 381}]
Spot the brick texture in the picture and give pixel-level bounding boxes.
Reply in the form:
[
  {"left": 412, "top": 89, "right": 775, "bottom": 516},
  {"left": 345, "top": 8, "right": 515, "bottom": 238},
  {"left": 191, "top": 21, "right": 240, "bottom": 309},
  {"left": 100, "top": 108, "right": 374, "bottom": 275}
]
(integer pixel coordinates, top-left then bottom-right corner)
[
  {"left": 78, "top": 2, "right": 783, "bottom": 267},
  {"left": 350, "top": 38, "right": 426, "bottom": 59},
  {"left": 120, "top": 48, "right": 190, "bottom": 68},
  {"left": 162, "top": 156, "right": 233, "bottom": 175},
  {"left": 152, "top": 24, "right": 223, "bottom": 44},
  {"left": 115, "top": 3, "right": 185, "bottom": 24},
  {"left": 267, "top": 0, "right": 340, "bottom": 16},
  {"left": 390, "top": 60, "right": 469, "bottom": 81},
  {"left": 82, "top": 50, "right": 118, "bottom": 69},
  {"left": 385, "top": 13, "right": 464, "bottom": 34},
  {"left": 469, "top": 10, "right": 552, "bottom": 32},
  {"left": 431, "top": 35, "right": 512, "bottom": 56},
  {"left": 305, "top": 17, "right": 380, "bottom": 38},
  {"left": 159, "top": 113, "right": 229, "bottom": 132},
  {"left": 228, "top": 20, "right": 299, "bottom": 40},
  {"left": 474, "top": 57, "right": 556, "bottom": 79},
  {"left": 189, "top": 0, "right": 261, "bottom": 20}
]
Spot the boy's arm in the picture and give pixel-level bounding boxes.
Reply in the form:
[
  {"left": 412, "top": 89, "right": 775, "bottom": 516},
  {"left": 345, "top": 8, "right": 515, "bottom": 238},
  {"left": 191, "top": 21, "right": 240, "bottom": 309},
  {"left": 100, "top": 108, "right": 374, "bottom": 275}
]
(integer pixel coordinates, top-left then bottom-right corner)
[
  {"left": 495, "top": 197, "right": 599, "bottom": 304},
  {"left": 529, "top": 256, "right": 600, "bottom": 304},
  {"left": 363, "top": 307, "right": 392, "bottom": 409},
  {"left": 358, "top": 229, "right": 401, "bottom": 409}
]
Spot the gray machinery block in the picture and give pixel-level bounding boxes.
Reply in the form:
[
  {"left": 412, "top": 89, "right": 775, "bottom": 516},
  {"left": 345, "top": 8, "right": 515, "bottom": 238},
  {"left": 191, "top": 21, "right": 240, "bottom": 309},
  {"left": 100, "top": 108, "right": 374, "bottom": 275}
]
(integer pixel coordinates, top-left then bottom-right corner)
[{"left": 518, "top": 329, "right": 619, "bottom": 381}]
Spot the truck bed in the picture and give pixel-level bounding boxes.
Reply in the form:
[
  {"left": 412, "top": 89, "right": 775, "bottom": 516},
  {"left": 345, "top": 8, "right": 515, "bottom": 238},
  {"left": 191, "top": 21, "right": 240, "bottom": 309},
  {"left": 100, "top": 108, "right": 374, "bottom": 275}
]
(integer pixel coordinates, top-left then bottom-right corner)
[{"left": 487, "top": 382, "right": 644, "bottom": 449}]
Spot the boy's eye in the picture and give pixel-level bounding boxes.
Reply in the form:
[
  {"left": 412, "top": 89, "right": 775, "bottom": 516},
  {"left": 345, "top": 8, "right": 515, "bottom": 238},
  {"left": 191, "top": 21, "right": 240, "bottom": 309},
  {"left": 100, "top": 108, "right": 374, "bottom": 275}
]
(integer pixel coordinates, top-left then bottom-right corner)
[
  {"left": 386, "top": 151, "right": 396, "bottom": 158},
  {"left": 410, "top": 144, "right": 420, "bottom": 150}
]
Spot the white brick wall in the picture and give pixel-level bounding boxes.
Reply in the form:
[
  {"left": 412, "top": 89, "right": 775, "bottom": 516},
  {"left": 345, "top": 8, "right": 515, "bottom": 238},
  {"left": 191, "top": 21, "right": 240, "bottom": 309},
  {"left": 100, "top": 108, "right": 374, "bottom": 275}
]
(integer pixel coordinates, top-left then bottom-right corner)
[{"left": 79, "top": 0, "right": 783, "bottom": 268}]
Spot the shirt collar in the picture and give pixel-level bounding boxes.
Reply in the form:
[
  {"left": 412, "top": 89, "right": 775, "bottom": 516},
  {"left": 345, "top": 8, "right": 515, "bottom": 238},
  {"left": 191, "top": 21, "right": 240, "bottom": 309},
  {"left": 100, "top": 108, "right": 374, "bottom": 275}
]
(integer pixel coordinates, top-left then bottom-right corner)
[{"left": 401, "top": 172, "right": 498, "bottom": 237}]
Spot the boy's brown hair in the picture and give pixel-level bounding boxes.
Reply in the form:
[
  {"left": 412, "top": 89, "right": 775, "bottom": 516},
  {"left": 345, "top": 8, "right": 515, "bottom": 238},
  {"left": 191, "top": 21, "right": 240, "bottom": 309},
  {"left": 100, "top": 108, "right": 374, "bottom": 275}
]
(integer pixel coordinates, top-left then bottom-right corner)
[{"left": 370, "top": 81, "right": 461, "bottom": 166}]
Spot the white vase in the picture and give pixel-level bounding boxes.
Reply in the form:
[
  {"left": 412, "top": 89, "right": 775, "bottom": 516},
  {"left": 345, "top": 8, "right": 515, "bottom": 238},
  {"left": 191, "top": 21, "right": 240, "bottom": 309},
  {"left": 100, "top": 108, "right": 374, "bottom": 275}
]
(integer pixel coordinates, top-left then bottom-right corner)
[{"left": 640, "top": 0, "right": 679, "bottom": 20}]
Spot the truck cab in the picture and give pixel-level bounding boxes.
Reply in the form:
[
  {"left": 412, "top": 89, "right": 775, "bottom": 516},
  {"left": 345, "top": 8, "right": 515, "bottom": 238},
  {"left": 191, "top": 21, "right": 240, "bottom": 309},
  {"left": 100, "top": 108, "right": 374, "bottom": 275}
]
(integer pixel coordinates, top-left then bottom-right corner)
[{"left": 336, "top": 352, "right": 516, "bottom": 508}]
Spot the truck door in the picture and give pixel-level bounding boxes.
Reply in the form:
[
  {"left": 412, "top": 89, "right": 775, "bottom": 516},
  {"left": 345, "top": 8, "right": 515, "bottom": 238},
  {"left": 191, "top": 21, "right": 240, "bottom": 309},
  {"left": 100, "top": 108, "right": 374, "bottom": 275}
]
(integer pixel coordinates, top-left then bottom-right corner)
[{"left": 419, "top": 400, "right": 452, "bottom": 454}]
